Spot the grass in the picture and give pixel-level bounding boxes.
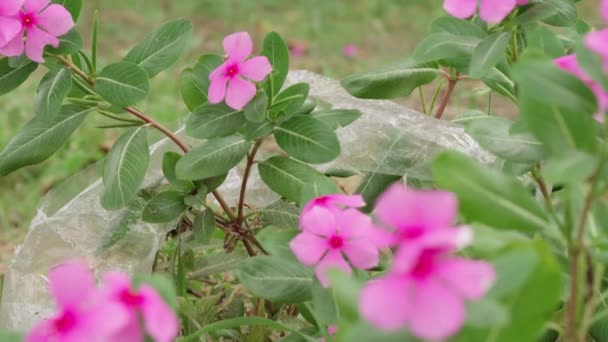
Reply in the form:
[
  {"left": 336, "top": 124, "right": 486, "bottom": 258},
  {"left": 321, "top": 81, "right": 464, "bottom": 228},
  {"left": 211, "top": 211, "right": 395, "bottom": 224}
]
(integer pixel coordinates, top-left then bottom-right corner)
[{"left": 0, "top": 0, "right": 601, "bottom": 268}]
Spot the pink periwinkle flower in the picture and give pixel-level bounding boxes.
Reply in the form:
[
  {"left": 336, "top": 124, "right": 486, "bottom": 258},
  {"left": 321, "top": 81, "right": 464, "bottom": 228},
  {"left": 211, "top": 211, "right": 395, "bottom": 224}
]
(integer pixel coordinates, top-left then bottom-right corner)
[
  {"left": 342, "top": 44, "right": 358, "bottom": 58},
  {"left": 0, "top": 0, "right": 74, "bottom": 63},
  {"left": 290, "top": 201, "right": 380, "bottom": 287},
  {"left": 101, "top": 272, "right": 179, "bottom": 342},
  {"left": 319, "top": 325, "right": 338, "bottom": 342},
  {"left": 0, "top": 0, "right": 24, "bottom": 49},
  {"left": 602, "top": 0, "right": 608, "bottom": 21},
  {"left": 555, "top": 55, "right": 608, "bottom": 122},
  {"left": 443, "top": 0, "right": 529, "bottom": 23},
  {"left": 301, "top": 193, "right": 366, "bottom": 216},
  {"left": 26, "top": 261, "right": 128, "bottom": 342},
  {"left": 208, "top": 32, "right": 272, "bottom": 110}
]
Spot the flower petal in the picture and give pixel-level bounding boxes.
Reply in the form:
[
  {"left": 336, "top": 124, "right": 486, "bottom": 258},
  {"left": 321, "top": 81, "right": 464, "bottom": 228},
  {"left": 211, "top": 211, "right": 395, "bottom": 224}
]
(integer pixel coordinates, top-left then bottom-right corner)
[
  {"left": 240, "top": 56, "right": 272, "bottom": 81},
  {"left": 443, "top": 0, "right": 477, "bottom": 19},
  {"left": 359, "top": 275, "right": 412, "bottom": 331},
  {"left": 0, "top": 17, "right": 22, "bottom": 47},
  {"left": 100, "top": 271, "right": 132, "bottom": 298},
  {"left": 290, "top": 232, "right": 328, "bottom": 266},
  {"left": 300, "top": 206, "right": 337, "bottom": 236},
  {"left": 436, "top": 257, "right": 495, "bottom": 300},
  {"left": 25, "top": 25, "right": 59, "bottom": 63},
  {"left": 335, "top": 208, "right": 373, "bottom": 239},
  {"left": 223, "top": 31, "right": 253, "bottom": 63},
  {"left": 49, "top": 260, "right": 95, "bottom": 309},
  {"left": 36, "top": 4, "right": 75, "bottom": 36},
  {"left": 479, "top": 0, "right": 517, "bottom": 23},
  {"left": 342, "top": 239, "right": 379, "bottom": 269},
  {"left": 0, "top": 32, "right": 25, "bottom": 57},
  {"left": 24, "top": 0, "right": 50, "bottom": 14},
  {"left": 315, "top": 249, "right": 351, "bottom": 287},
  {"left": 140, "top": 285, "right": 179, "bottom": 342},
  {"left": 25, "top": 319, "right": 54, "bottom": 342},
  {"left": 602, "top": 0, "right": 608, "bottom": 21},
  {"left": 0, "top": 0, "right": 24, "bottom": 15},
  {"left": 225, "top": 76, "right": 256, "bottom": 110},
  {"left": 83, "top": 302, "right": 131, "bottom": 339},
  {"left": 408, "top": 280, "right": 466, "bottom": 340},
  {"left": 107, "top": 319, "right": 143, "bottom": 342},
  {"left": 208, "top": 76, "right": 228, "bottom": 104}
]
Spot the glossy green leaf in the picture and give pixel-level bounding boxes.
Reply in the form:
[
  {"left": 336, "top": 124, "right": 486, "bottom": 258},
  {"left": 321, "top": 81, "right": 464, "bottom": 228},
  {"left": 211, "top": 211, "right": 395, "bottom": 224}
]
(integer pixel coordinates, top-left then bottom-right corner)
[
  {"left": 0, "top": 105, "right": 92, "bottom": 175},
  {"left": 262, "top": 200, "right": 300, "bottom": 229},
  {"left": 101, "top": 126, "right": 150, "bottom": 210},
  {"left": 309, "top": 109, "right": 361, "bottom": 130},
  {"left": 176, "top": 135, "right": 250, "bottom": 180},
  {"left": 142, "top": 191, "right": 188, "bottom": 223},
  {"left": 433, "top": 151, "right": 548, "bottom": 232},
  {"left": 258, "top": 156, "right": 326, "bottom": 202},
  {"left": 257, "top": 228, "right": 299, "bottom": 260},
  {"left": 312, "top": 279, "right": 339, "bottom": 326},
  {"left": 481, "top": 63, "right": 516, "bottom": 102},
  {"left": 124, "top": 19, "right": 193, "bottom": 78},
  {"left": 96, "top": 62, "right": 150, "bottom": 106},
  {"left": 35, "top": 68, "right": 72, "bottom": 119},
  {"left": 526, "top": 26, "right": 565, "bottom": 58},
  {"left": 515, "top": 0, "right": 576, "bottom": 27},
  {"left": 413, "top": 33, "right": 480, "bottom": 66},
  {"left": 542, "top": 151, "right": 597, "bottom": 184},
  {"left": 162, "top": 152, "right": 195, "bottom": 193},
  {"left": 430, "top": 16, "right": 487, "bottom": 38},
  {"left": 275, "top": 116, "right": 340, "bottom": 164},
  {"left": 261, "top": 32, "right": 290, "bottom": 101},
  {"left": 180, "top": 54, "right": 224, "bottom": 111},
  {"left": 193, "top": 209, "right": 216, "bottom": 244},
  {"left": 469, "top": 32, "right": 511, "bottom": 78},
  {"left": 272, "top": 83, "right": 309, "bottom": 118},
  {"left": 0, "top": 58, "right": 37, "bottom": 96},
  {"left": 235, "top": 255, "right": 313, "bottom": 303},
  {"left": 341, "top": 59, "right": 438, "bottom": 99},
  {"left": 186, "top": 103, "right": 246, "bottom": 139},
  {"left": 243, "top": 120, "right": 274, "bottom": 141},
  {"left": 244, "top": 91, "right": 268, "bottom": 123}
]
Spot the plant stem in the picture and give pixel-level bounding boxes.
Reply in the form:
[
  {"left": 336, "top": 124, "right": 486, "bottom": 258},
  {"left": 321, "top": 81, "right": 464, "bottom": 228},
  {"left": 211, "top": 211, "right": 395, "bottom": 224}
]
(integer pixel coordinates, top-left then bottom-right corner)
[
  {"left": 418, "top": 87, "right": 428, "bottom": 114},
  {"left": 237, "top": 140, "right": 263, "bottom": 223},
  {"left": 124, "top": 106, "right": 190, "bottom": 153},
  {"left": 531, "top": 167, "right": 554, "bottom": 212},
  {"left": 434, "top": 77, "right": 458, "bottom": 119},
  {"left": 213, "top": 190, "right": 237, "bottom": 221},
  {"left": 428, "top": 78, "right": 444, "bottom": 114}
]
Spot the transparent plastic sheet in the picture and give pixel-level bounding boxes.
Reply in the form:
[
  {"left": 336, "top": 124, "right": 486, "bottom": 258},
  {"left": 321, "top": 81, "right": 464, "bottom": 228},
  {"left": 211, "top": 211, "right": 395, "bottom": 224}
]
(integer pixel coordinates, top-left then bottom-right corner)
[{"left": 0, "top": 71, "right": 492, "bottom": 329}]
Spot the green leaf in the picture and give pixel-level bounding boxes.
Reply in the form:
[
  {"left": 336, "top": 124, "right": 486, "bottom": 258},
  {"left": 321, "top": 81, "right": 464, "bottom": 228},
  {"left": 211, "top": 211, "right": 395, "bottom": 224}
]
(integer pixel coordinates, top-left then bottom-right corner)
[
  {"left": 134, "top": 274, "right": 178, "bottom": 310},
  {"left": 96, "top": 62, "right": 150, "bottom": 106},
  {"left": 515, "top": 0, "right": 576, "bottom": 27},
  {"left": 0, "top": 105, "right": 91, "bottom": 175},
  {"left": 35, "top": 68, "right": 72, "bottom": 119},
  {"left": 162, "top": 152, "right": 195, "bottom": 193},
  {"left": 193, "top": 209, "right": 216, "bottom": 244},
  {"left": 355, "top": 172, "right": 402, "bottom": 212},
  {"left": 101, "top": 126, "right": 150, "bottom": 210},
  {"left": 481, "top": 63, "right": 516, "bottom": 102},
  {"left": 186, "top": 103, "right": 246, "bottom": 139},
  {"left": 142, "top": 191, "right": 188, "bottom": 223},
  {"left": 275, "top": 116, "right": 340, "bottom": 164},
  {"left": 299, "top": 175, "right": 340, "bottom": 207},
  {"left": 258, "top": 156, "right": 326, "bottom": 202},
  {"left": 124, "top": 19, "right": 193, "bottom": 78},
  {"left": 326, "top": 270, "right": 364, "bottom": 322},
  {"left": 312, "top": 279, "right": 339, "bottom": 326},
  {"left": 433, "top": 151, "right": 548, "bottom": 232},
  {"left": 542, "top": 151, "right": 597, "bottom": 184},
  {"left": 526, "top": 26, "right": 565, "bottom": 58},
  {"left": 272, "top": 83, "right": 309, "bottom": 118},
  {"left": 310, "top": 109, "right": 361, "bottom": 130},
  {"left": 262, "top": 200, "right": 300, "bottom": 229},
  {"left": 52, "top": 0, "right": 82, "bottom": 22},
  {"left": 0, "top": 58, "right": 37, "bottom": 96},
  {"left": 341, "top": 59, "right": 438, "bottom": 99},
  {"left": 179, "top": 54, "right": 224, "bottom": 111},
  {"left": 413, "top": 33, "right": 480, "bottom": 66},
  {"left": 176, "top": 135, "right": 250, "bottom": 180},
  {"left": 0, "top": 330, "right": 24, "bottom": 342},
  {"left": 46, "top": 29, "right": 83, "bottom": 55},
  {"left": 189, "top": 250, "right": 248, "bottom": 279},
  {"left": 243, "top": 120, "right": 274, "bottom": 141},
  {"left": 91, "top": 10, "right": 99, "bottom": 73},
  {"left": 244, "top": 91, "right": 268, "bottom": 123},
  {"left": 235, "top": 255, "right": 313, "bottom": 303},
  {"left": 261, "top": 32, "right": 290, "bottom": 101},
  {"left": 430, "top": 16, "right": 487, "bottom": 38},
  {"left": 257, "top": 227, "right": 299, "bottom": 259},
  {"left": 469, "top": 32, "right": 511, "bottom": 79}
]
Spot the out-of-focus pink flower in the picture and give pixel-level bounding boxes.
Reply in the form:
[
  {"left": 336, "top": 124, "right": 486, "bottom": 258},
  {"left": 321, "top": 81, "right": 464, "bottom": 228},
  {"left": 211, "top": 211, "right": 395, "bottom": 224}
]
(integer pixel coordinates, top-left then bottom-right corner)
[
  {"left": 585, "top": 29, "right": 608, "bottom": 74},
  {"left": 602, "top": 0, "right": 608, "bottom": 21},
  {"left": 359, "top": 235, "right": 495, "bottom": 340},
  {"left": 26, "top": 261, "right": 128, "bottom": 342},
  {"left": 290, "top": 205, "right": 380, "bottom": 287},
  {"left": 555, "top": 55, "right": 608, "bottom": 122},
  {"left": 0, "top": 0, "right": 23, "bottom": 49},
  {"left": 319, "top": 326, "right": 338, "bottom": 342},
  {"left": 101, "top": 272, "right": 179, "bottom": 342},
  {"left": 0, "top": 0, "right": 74, "bottom": 63},
  {"left": 301, "top": 194, "right": 365, "bottom": 216},
  {"left": 342, "top": 44, "right": 358, "bottom": 58},
  {"left": 208, "top": 32, "right": 272, "bottom": 110},
  {"left": 443, "top": 0, "right": 529, "bottom": 23}
]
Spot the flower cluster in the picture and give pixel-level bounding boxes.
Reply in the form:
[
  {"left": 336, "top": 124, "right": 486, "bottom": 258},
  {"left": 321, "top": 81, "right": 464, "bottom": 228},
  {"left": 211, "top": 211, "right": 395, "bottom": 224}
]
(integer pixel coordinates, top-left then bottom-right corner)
[
  {"left": 0, "top": 0, "right": 74, "bottom": 63},
  {"left": 555, "top": 0, "right": 608, "bottom": 122},
  {"left": 443, "top": 0, "right": 529, "bottom": 23},
  {"left": 290, "top": 184, "right": 495, "bottom": 340},
  {"left": 26, "top": 261, "right": 178, "bottom": 342}
]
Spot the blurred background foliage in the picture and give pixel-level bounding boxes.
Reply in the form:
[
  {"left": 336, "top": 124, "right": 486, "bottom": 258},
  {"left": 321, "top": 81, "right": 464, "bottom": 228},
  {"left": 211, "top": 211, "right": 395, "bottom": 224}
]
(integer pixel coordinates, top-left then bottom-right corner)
[{"left": 0, "top": 0, "right": 601, "bottom": 267}]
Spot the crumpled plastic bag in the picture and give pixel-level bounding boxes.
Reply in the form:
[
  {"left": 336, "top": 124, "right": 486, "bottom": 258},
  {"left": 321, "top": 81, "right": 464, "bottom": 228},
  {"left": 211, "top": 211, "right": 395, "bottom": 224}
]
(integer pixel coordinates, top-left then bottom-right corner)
[{"left": 0, "top": 70, "right": 492, "bottom": 329}]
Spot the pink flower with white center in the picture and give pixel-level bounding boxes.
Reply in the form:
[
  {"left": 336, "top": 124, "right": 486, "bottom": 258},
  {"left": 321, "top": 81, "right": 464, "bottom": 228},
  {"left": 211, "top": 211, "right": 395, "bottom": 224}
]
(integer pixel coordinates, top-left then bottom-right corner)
[
  {"left": 443, "top": 0, "right": 529, "bottom": 23},
  {"left": 555, "top": 55, "right": 608, "bottom": 122},
  {"left": 208, "top": 32, "right": 272, "bottom": 110},
  {"left": 290, "top": 205, "right": 380, "bottom": 287},
  {"left": 26, "top": 261, "right": 128, "bottom": 342},
  {"left": 359, "top": 237, "right": 495, "bottom": 340},
  {"left": 372, "top": 183, "right": 472, "bottom": 249},
  {"left": 301, "top": 194, "right": 365, "bottom": 216},
  {"left": 0, "top": 0, "right": 74, "bottom": 63},
  {"left": 101, "top": 272, "right": 179, "bottom": 342},
  {"left": 0, "top": 0, "right": 24, "bottom": 49}
]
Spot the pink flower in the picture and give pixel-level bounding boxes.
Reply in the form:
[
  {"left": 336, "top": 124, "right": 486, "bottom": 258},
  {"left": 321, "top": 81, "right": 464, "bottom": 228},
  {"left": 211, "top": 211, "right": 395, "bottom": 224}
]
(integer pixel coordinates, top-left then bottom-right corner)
[
  {"left": 26, "top": 261, "right": 128, "bottom": 342},
  {"left": 443, "top": 0, "right": 529, "bottom": 23},
  {"left": 101, "top": 272, "right": 179, "bottom": 342},
  {"left": 208, "top": 32, "right": 272, "bottom": 110},
  {"left": 555, "top": 55, "right": 608, "bottom": 122},
  {"left": 319, "top": 325, "right": 338, "bottom": 342},
  {"left": 0, "top": 0, "right": 24, "bottom": 49},
  {"left": 290, "top": 205, "right": 380, "bottom": 287},
  {"left": 372, "top": 184, "right": 471, "bottom": 249},
  {"left": 602, "top": 0, "right": 608, "bottom": 21},
  {"left": 0, "top": 0, "right": 74, "bottom": 63},
  {"left": 585, "top": 29, "right": 608, "bottom": 74},
  {"left": 342, "top": 44, "right": 358, "bottom": 58},
  {"left": 359, "top": 247, "right": 495, "bottom": 340},
  {"left": 301, "top": 194, "right": 365, "bottom": 216}
]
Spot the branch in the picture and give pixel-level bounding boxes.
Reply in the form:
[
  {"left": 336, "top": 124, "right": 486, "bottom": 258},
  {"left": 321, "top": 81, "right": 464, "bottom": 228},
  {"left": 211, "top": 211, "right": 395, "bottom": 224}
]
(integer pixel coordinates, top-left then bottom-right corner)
[
  {"left": 237, "top": 140, "right": 263, "bottom": 223},
  {"left": 434, "top": 78, "right": 458, "bottom": 119}
]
